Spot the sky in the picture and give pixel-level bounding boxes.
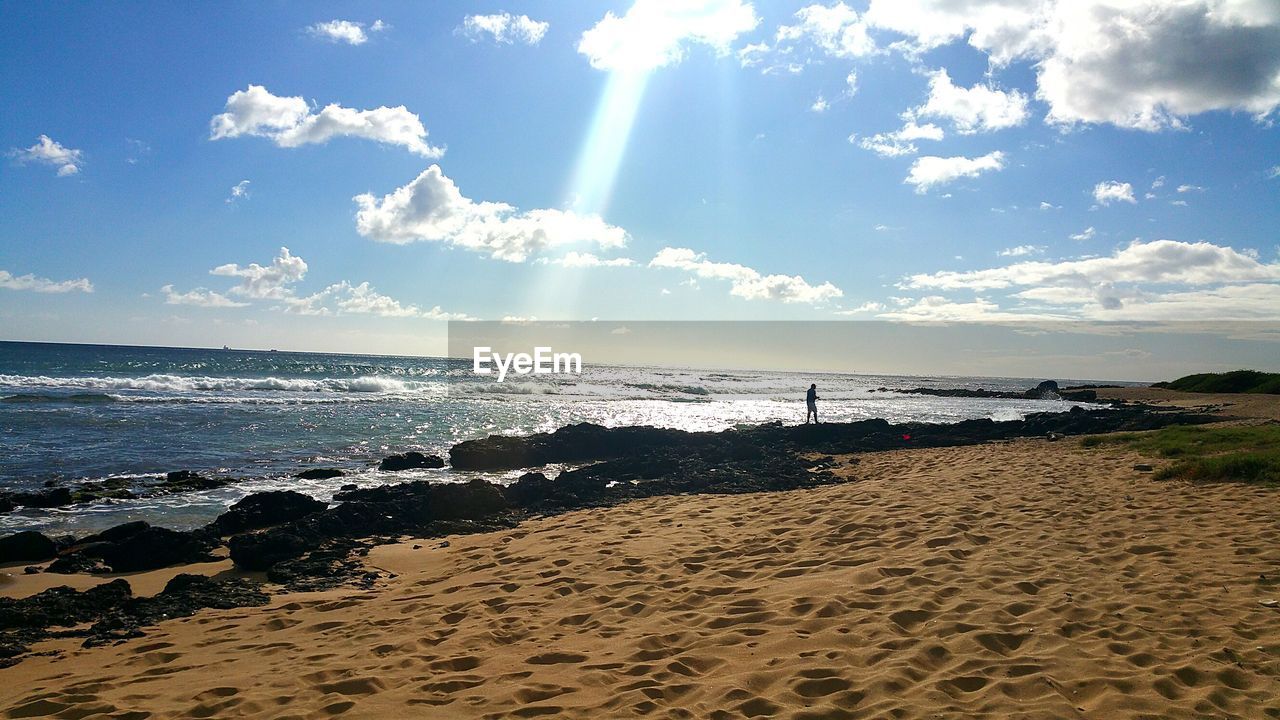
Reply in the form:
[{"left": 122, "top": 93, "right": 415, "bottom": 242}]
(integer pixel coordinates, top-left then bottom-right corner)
[{"left": 2, "top": 0, "right": 1279, "bottom": 361}]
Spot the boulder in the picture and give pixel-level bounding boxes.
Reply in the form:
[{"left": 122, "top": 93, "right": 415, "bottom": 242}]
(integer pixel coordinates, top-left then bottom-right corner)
[
  {"left": 1025, "top": 380, "right": 1061, "bottom": 399},
  {"left": 211, "top": 491, "right": 326, "bottom": 534},
  {"left": 229, "top": 530, "right": 312, "bottom": 571},
  {"left": 296, "top": 468, "right": 345, "bottom": 480},
  {"left": 378, "top": 452, "right": 444, "bottom": 471},
  {"left": 0, "top": 532, "right": 57, "bottom": 564},
  {"left": 91, "top": 527, "right": 217, "bottom": 573}
]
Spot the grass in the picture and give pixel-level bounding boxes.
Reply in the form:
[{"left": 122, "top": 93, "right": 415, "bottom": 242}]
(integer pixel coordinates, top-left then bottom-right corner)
[
  {"left": 1151, "top": 369, "right": 1280, "bottom": 394},
  {"left": 1082, "top": 423, "right": 1280, "bottom": 485}
]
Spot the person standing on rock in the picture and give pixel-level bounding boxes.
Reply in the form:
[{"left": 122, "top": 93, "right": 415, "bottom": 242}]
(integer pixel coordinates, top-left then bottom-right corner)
[{"left": 805, "top": 383, "right": 820, "bottom": 424}]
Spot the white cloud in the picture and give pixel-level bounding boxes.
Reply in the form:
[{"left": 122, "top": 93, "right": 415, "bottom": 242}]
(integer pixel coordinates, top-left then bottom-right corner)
[
  {"left": 997, "top": 245, "right": 1043, "bottom": 257},
  {"left": 876, "top": 295, "right": 1068, "bottom": 322},
  {"left": 0, "top": 270, "right": 93, "bottom": 293},
  {"left": 845, "top": 70, "right": 859, "bottom": 96},
  {"left": 353, "top": 165, "right": 628, "bottom": 263},
  {"left": 905, "top": 151, "right": 1005, "bottom": 193},
  {"left": 903, "top": 239, "right": 1280, "bottom": 291},
  {"left": 578, "top": 0, "right": 759, "bottom": 72},
  {"left": 649, "top": 247, "right": 842, "bottom": 304},
  {"left": 1152, "top": 176, "right": 1166, "bottom": 189},
  {"left": 856, "top": 120, "right": 944, "bottom": 157},
  {"left": 1069, "top": 226, "right": 1096, "bottom": 241},
  {"left": 1269, "top": 165, "right": 1280, "bottom": 179},
  {"left": 210, "top": 85, "right": 443, "bottom": 158},
  {"left": 287, "top": 281, "right": 471, "bottom": 320},
  {"left": 911, "top": 68, "right": 1029, "bottom": 133},
  {"left": 460, "top": 13, "right": 549, "bottom": 45},
  {"left": 9, "top": 135, "right": 82, "bottom": 176},
  {"left": 776, "top": 2, "right": 876, "bottom": 59},
  {"left": 737, "top": 42, "right": 770, "bottom": 67},
  {"left": 810, "top": 95, "right": 829, "bottom": 112},
  {"left": 834, "top": 301, "right": 886, "bottom": 314},
  {"left": 210, "top": 247, "right": 308, "bottom": 299},
  {"left": 226, "top": 179, "right": 250, "bottom": 204},
  {"left": 789, "top": 1, "right": 1280, "bottom": 130},
  {"left": 160, "top": 284, "right": 248, "bottom": 308},
  {"left": 538, "top": 252, "right": 635, "bottom": 268},
  {"left": 1039, "top": 201, "right": 1061, "bottom": 210},
  {"left": 1177, "top": 184, "right": 1206, "bottom": 193},
  {"left": 307, "top": 19, "right": 385, "bottom": 45},
  {"left": 1092, "top": 181, "right": 1135, "bottom": 205}
]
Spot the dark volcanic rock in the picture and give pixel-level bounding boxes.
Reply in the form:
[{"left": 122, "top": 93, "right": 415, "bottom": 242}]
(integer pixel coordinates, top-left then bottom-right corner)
[
  {"left": 161, "top": 470, "right": 227, "bottom": 492},
  {"left": 0, "top": 531, "right": 57, "bottom": 564},
  {"left": 229, "top": 530, "right": 312, "bottom": 571},
  {"left": 378, "top": 451, "right": 445, "bottom": 471},
  {"left": 0, "top": 487, "right": 74, "bottom": 510},
  {"left": 79, "top": 520, "right": 150, "bottom": 546},
  {"left": 1026, "top": 380, "right": 1060, "bottom": 398},
  {"left": 211, "top": 491, "right": 327, "bottom": 535},
  {"left": 451, "top": 423, "right": 698, "bottom": 471},
  {"left": 94, "top": 527, "right": 219, "bottom": 573},
  {"left": 296, "top": 468, "right": 345, "bottom": 480},
  {"left": 86, "top": 574, "right": 269, "bottom": 647},
  {"left": 0, "top": 579, "right": 132, "bottom": 632}
]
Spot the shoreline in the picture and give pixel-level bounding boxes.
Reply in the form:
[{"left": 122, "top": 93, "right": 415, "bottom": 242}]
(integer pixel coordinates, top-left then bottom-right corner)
[
  {"left": 2, "top": 433, "right": 1277, "bottom": 717},
  {"left": 0, "top": 396, "right": 1228, "bottom": 661}
]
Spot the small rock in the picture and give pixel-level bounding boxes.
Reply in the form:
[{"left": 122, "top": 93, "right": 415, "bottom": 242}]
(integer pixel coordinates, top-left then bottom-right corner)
[
  {"left": 1133, "top": 464, "right": 1154, "bottom": 472},
  {"left": 295, "top": 468, "right": 345, "bottom": 480},
  {"left": 378, "top": 452, "right": 444, "bottom": 472},
  {"left": 1260, "top": 599, "right": 1279, "bottom": 608}
]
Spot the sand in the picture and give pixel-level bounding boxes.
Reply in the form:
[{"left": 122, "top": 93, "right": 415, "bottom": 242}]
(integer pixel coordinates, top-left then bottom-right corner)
[{"left": 2, "top": 430, "right": 1277, "bottom": 719}]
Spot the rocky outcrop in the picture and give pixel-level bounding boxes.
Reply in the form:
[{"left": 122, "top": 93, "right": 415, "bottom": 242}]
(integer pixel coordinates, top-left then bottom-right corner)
[
  {"left": 0, "top": 575, "right": 268, "bottom": 664},
  {"left": 296, "top": 468, "right": 345, "bottom": 480},
  {"left": 0, "top": 531, "right": 58, "bottom": 564},
  {"left": 378, "top": 452, "right": 445, "bottom": 471},
  {"left": 210, "top": 491, "right": 327, "bottom": 535},
  {"left": 449, "top": 407, "right": 1208, "bottom": 473},
  {"left": 46, "top": 522, "right": 219, "bottom": 574},
  {"left": 0, "top": 471, "right": 234, "bottom": 516},
  {"left": 228, "top": 479, "right": 510, "bottom": 575}
]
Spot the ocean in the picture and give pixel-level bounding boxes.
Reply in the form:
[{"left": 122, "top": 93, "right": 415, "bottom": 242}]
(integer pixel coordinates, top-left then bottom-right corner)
[{"left": 0, "top": 341, "right": 1125, "bottom": 535}]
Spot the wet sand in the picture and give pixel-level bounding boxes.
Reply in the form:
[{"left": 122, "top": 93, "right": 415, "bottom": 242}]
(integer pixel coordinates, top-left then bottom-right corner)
[{"left": 2, "top": 429, "right": 1278, "bottom": 719}]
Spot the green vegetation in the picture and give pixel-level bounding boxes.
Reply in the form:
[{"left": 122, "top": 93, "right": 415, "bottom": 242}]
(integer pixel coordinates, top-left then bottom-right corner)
[
  {"left": 1082, "top": 424, "right": 1280, "bottom": 485},
  {"left": 1152, "top": 370, "right": 1280, "bottom": 394}
]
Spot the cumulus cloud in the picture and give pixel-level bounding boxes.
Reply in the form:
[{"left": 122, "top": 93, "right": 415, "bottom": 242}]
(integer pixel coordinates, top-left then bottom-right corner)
[
  {"left": 911, "top": 68, "right": 1029, "bottom": 133},
  {"left": 903, "top": 239, "right": 1280, "bottom": 291},
  {"left": 834, "top": 301, "right": 887, "bottom": 315},
  {"left": 461, "top": 13, "right": 549, "bottom": 45},
  {"left": 578, "top": 0, "right": 759, "bottom": 72},
  {"left": 210, "top": 247, "right": 308, "bottom": 299},
  {"left": 226, "top": 179, "right": 250, "bottom": 204},
  {"left": 810, "top": 95, "right": 830, "bottom": 112},
  {"left": 209, "top": 85, "right": 443, "bottom": 157},
  {"left": 307, "top": 19, "right": 386, "bottom": 45},
  {"left": 767, "top": 1, "right": 1280, "bottom": 130},
  {"left": 1092, "top": 181, "right": 1135, "bottom": 205},
  {"left": 775, "top": 2, "right": 875, "bottom": 59},
  {"left": 1178, "top": 184, "right": 1206, "bottom": 193},
  {"left": 9, "top": 135, "right": 83, "bottom": 176},
  {"left": 537, "top": 252, "right": 635, "bottom": 268},
  {"left": 0, "top": 270, "right": 93, "bottom": 293},
  {"left": 353, "top": 165, "right": 628, "bottom": 263},
  {"left": 905, "top": 151, "right": 1005, "bottom": 193},
  {"left": 160, "top": 285, "right": 248, "bottom": 308},
  {"left": 286, "top": 281, "right": 472, "bottom": 320},
  {"left": 649, "top": 247, "right": 843, "bottom": 304},
  {"left": 855, "top": 120, "right": 944, "bottom": 157}
]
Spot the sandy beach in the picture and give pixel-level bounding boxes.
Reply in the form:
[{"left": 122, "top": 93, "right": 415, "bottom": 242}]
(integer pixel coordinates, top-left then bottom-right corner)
[{"left": 3, "top": 425, "right": 1277, "bottom": 719}]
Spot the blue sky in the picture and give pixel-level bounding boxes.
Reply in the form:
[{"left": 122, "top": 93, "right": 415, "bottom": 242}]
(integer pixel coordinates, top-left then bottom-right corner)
[{"left": 2, "top": 0, "right": 1279, "bottom": 356}]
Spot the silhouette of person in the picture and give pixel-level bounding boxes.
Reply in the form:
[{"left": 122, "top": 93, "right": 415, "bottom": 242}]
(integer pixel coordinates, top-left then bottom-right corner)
[{"left": 805, "top": 383, "right": 819, "bottom": 424}]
